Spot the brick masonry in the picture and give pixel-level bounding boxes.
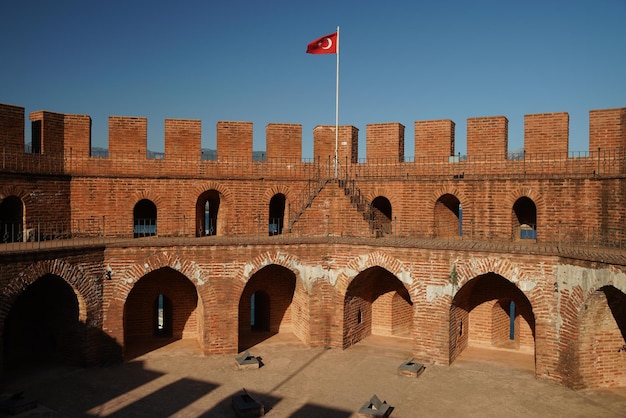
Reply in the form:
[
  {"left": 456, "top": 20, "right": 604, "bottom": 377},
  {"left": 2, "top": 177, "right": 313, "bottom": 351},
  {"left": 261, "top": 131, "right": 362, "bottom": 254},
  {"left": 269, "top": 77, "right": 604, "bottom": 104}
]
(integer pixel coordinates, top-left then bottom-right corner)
[{"left": 1, "top": 103, "right": 626, "bottom": 390}]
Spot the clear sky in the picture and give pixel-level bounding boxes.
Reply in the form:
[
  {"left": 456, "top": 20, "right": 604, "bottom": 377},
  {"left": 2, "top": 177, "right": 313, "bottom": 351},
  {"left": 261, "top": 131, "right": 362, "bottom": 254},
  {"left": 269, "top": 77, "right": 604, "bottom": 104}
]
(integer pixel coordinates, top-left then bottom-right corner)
[{"left": 1, "top": 0, "right": 625, "bottom": 158}]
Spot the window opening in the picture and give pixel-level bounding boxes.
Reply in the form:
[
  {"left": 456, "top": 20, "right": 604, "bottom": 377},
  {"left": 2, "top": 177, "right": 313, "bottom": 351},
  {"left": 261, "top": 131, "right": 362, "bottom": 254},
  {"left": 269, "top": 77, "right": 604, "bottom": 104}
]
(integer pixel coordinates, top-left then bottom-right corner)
[{"left": 509, "top": 300, "right": 516, "bottom": 340}]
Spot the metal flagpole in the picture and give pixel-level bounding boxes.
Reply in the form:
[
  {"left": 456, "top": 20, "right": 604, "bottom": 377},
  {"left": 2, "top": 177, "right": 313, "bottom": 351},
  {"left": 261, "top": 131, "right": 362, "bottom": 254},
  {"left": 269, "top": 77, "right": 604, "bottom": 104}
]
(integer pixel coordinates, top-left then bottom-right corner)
[{"left": 334, "top": 26, "right": 340, "bottom": 179}]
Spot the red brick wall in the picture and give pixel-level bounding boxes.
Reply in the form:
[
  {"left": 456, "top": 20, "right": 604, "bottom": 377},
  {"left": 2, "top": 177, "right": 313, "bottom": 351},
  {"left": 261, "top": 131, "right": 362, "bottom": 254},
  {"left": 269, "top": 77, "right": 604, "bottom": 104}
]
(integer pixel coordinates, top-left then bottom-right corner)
[
  {"left": 0, "top": 103, "right": 24, "bottom": 152},
  {"left": 165, "top": 119, "right": 201, "bottom": 162},
  {"left": 266, "top": 123, "right": 302, "bottom": 161},
  {"left": 589, "top": 107, "right": 626, "bottom": 152},
  {"left": 467, "top": 116, "right": 508, "bottom": 159},
  {"left": 109, "top": 116, "right": 147, "bottom": 160},
  {"left": 30, "top": 111, "right": 65, "bottom": 155},
  {"left": 414, "top": 119, "right": 455, "bottom": 160},
  {"left": 524, "top": 112, "right": 569, "bottom": 156},
  {"left": 216, "top": 121, "right": 252, "bottom": 161},
  {"left": 64, "top": 114, "right": 92, "bottom": 160},
  {"left": 313, "top": 125, "right": 358, "bottom": 165},
  {"left": 366, "top": 123, "right": 405, "bottom": 162}
]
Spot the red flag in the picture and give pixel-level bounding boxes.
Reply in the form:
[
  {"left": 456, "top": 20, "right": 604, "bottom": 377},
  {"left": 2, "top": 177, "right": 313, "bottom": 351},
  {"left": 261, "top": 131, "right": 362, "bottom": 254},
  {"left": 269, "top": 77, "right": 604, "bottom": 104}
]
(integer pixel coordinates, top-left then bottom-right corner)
[{"left": 306, "top": 32, "right": 337, "bottom": 54}]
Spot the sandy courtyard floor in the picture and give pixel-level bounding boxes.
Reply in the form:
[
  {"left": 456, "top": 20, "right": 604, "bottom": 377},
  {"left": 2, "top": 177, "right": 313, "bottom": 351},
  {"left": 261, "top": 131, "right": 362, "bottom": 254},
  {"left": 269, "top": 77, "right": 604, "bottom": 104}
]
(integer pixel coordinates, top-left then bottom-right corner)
[{"left": 2, "top": 334, "right": 626, "bottom": 417}]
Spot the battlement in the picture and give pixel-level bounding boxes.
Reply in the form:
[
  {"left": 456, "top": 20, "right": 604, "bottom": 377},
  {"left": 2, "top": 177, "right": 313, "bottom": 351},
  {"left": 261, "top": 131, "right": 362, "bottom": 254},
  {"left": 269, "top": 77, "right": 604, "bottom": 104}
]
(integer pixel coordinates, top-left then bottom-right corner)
[{"left": 0, "top": 102, "right": 624, "bottom": 177}]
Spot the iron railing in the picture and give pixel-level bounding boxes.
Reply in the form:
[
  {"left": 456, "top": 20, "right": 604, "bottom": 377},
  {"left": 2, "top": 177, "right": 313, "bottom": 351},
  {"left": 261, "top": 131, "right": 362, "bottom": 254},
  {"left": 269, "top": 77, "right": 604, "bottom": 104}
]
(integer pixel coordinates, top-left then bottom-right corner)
[
  {"left": 2, "top": 218, "right": 625, "bottom": 264},
  {"left": 2, "top": 146, "right": 625, "bottom": 179}
]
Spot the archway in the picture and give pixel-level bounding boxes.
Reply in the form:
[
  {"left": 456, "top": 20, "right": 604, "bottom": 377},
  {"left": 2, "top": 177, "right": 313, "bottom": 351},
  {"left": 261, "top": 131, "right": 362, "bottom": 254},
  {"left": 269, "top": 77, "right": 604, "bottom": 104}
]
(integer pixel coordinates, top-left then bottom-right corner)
[
  {"left": 238, "top": 264, "right": 296, "bottom": 352},
  {"left": 133, "top": 199, "right": 157, "bottom": 237},
  {"left": 434, "top": 193, "right": 461, "bottom": 238},
  {"left": 371, "top": 196, "right": 392, "bottom": 235},
  {"left": 343, "top": 266, "right": 413, "bottom": 349},
  {"left": 450, "top": 273, "right": 535, "bottom": 367},
  {"left": 0, "top": 195, "right": 24, "bottom": 242},
  {"left": 123, "top": 267, "right": 200, "bottom": 358},
  {"left": 578, "top": 286, "right": 626, "bottom": 388},
  {"left": 196, "top": 190, "right": 220, "bottom": 236},
  {"left": 513, "top": 196, "right": 537, "bottom": 240},
  {"left": 3, "top": 274, "right": 84, "bottom": 372},
  {"left": 269, "top": 193, "right": 285, "bottom": 235}
]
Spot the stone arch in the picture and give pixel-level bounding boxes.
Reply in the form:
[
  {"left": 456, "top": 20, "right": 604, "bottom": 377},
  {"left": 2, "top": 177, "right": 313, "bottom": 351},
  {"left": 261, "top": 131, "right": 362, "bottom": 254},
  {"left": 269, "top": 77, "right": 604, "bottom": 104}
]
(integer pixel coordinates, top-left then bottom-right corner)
[
  {"left": 555, "top": 267, "right": 626, "bottom": 389},
  {"left": 264, "top": 186, "right": 291, "bottom": 236},
  {"left": 193, "top": 182, "right": 233, "bottom": 236},
  {"left": 0, "top": 185, "right": 31, "bottom": 202},
  {"left": 1, "top": 260, "right": 95, "bottom": 326},
  {"left": 106, "top": 252, "right": 207, "bottom": 350},
  {"left": 364, "top": 186, "right": 397, "bottom": 206},
  {"left": 131, "top": 190, "right": 165, "bottom": 208},
  {"left": 236, "top": 251, "right": 306, "bottom": 351},
  {"left": 335, "top": 251, "right": 413, "bottom": 298},
  {"left": 333, "top": 251, "right": 414, "bottom": 349},
  {"left": 1, "top": 260, "right": 98, "bottom": 369},
  {"left": 506, "top": 187, "right": 546, "bottom": 240}
]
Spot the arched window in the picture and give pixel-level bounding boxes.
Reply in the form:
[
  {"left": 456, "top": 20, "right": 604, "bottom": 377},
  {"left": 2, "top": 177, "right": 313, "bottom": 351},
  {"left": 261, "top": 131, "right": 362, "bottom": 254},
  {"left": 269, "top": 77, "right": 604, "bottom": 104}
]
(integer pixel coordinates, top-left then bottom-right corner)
[
  {"left": 154, "top": 293, "right": 173, "bottom": 337},
  {"left": 371, "top": 196, "right": 392, "bottom": 235},
  {"left": 133, "top": 199, "right": 157, "bottom": 238},
  {"left": 269, "top": 194, "right": 285, "bottom": 235},
  {"left": 434, "top": 194, "right": 461, "bottom": 238},
  {"left": 0, "top": 196, "right": 24, "bottom": 243},
  {"left": 196, "top": 190, "right": 220, "bottom": 236},
  {"left": 513, "top": 197, "right": 537, "bottom": 239}
]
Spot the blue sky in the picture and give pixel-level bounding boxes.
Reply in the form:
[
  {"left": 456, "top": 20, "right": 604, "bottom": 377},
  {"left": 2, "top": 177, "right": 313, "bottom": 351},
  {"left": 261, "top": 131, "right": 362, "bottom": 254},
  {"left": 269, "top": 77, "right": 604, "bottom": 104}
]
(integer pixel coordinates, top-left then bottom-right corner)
[{"left": 1, "top": 0, "right": 624, "bottom": 158}]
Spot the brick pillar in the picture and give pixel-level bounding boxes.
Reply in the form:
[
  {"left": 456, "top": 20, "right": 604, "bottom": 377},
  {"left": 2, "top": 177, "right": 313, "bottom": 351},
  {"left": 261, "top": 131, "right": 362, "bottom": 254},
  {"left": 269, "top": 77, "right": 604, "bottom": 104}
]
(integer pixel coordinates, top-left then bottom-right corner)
[
  {"left": 109, "top": 116, "right": 148, "bottom": 160},
  {"left": 64, "top": 114, "right": 92, "bottom": 160},
  {"left": 589, "top": 107, "right": 626, "bottom": 152},
  {"left": 266, "top": 123, "right": 302, "bottom": 161},
  {"left": 165, "top": 119, "right": 201, "bottom": 161},
  {"left": 313, "top": 125, "right": 358, "bottom": 167},
  {"left": 414, "top": 119, "right": 455, "bottom": 160},
  {"left": 216, "top": 121, "right": 253, "bottom": 162},
  {"left": 366, "top": 122, "right": 405, "bottom": 162},
  {"left": 467, "top": 116, "right": 508, "bottom": 159},
  {"left": 524, "top": 112, "right": 569, "bottom": 156},
  {"left": 29, "top": 110, "right": 65, "bottom": 155},
  {"left": 0, "top": 103, "right": 25, "bottom": 153}
]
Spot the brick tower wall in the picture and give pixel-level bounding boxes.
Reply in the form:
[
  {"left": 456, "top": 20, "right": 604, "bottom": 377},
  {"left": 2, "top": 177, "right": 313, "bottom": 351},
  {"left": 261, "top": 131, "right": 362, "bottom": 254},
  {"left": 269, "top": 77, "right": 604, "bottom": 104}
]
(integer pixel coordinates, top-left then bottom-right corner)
[
  {"left": 266, "top": 123, "right": 302, "bottom": 161},
  {"left": 164, "top": 119, "right": 201, "bottom": 161},
  {"left": 366, "top": 122, "right": 405, "bottom": 162},
  {"left": 0, "top": 103, "right": 24, "bottom": 152},
  {"left": 524, "top": 112, "right": 569, "bottom": 156},
  {"left": 108, "top": 116, "right": 148, "bottom": 161},
  {"left": 216, "top": 121, "right": 253, "bottom": 162},
  {"left": 313, "top": 125, "right": 359, "bottom": 166},
  {"left": 30, "top": 111, "right": 65, "bottom": 155},
  {"left": 589, "top": 107, "right": 626, "bottom": 152},
  {"left": 64, "top": 114, "right": 92, "bottom": 160},
  {"left": 467, "top": 116, "right": 508, "bottom": 159},
  {"left": 414, "top": 119, "right": 455, "bottom": 160}
]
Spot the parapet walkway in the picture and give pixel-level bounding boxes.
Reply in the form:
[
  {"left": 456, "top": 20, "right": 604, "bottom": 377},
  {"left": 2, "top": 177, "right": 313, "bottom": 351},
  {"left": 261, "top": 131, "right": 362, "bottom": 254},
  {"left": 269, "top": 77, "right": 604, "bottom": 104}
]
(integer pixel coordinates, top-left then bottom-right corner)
[{"left": 2, "top": 334, "right": 626, "bottom": 417}]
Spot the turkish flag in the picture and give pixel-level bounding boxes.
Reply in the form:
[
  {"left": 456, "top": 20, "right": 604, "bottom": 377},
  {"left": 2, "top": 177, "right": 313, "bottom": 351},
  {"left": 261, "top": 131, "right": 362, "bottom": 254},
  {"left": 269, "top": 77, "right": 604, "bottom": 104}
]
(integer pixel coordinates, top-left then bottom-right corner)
[{"left": 306, "top": 32, "right": 337, "bottom": 54}]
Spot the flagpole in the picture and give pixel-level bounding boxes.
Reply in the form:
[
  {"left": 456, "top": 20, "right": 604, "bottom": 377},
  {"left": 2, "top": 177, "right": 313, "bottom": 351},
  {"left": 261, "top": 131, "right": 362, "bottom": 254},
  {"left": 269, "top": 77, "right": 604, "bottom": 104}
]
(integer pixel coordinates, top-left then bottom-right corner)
[{"left": 334, "top": 26, "right": 340, "bottom": 179}]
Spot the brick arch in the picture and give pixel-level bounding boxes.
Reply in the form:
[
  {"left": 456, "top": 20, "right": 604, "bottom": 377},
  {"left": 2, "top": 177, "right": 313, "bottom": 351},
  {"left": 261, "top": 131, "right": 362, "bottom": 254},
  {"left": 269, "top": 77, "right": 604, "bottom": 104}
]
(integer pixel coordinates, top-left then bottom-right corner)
[
  {"left": 0, "top": 260, "right": 93, "bottom": 326},
  {"left": 555, "top": 269, "right": 626, "bottom": 388},
  {"left": 335, "top": 251, "right": 413, "bottom": 298},
  {"left": 191, "top": 181, "right": 234, "bottom": 203},
  {"left": 131, "top": 190, "right": 164, "bottom": 208},
  {"left": 507, "top": 187, "right": 546, "bottom": 230},
  {"left": 236, "top": 250, "right": 304, "bottom": 288},
  {"left": 110, "top": 252, "right": 206, "bottom": 304},
  {"left": 0, "top": 185, "right": 30, "bottom": 203},
  {"left": 105, "top": 252, "right": 207, "bottom": 347},
  {"left": 453, "top": 257, "right": 540, "bottom": 308},
  {"left": 431, "top": 185, "right": 469, "bottom": 211},
  {"left": 262, "top": 185, "right": 292, "bottom": 202},
  {"left": 364, "top": 186, "right": 397, "bottom": 206}
]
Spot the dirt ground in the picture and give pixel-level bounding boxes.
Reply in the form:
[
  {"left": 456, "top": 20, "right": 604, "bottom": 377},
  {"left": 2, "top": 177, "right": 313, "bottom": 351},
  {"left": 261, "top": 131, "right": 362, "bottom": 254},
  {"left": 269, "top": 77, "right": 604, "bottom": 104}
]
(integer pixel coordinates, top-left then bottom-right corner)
[{"left": 2, "top": 334, "right": 626, "bottom": 417}]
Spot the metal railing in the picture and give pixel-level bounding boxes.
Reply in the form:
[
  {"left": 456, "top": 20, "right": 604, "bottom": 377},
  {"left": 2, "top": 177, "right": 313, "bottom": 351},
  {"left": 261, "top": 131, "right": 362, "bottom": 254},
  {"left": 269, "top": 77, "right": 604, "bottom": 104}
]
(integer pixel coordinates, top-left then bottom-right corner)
[
  {"left": 2, "top": 218, "right": 625, "bottom": 264},
  {"left": 2, "top": 146, "right": 625, "bottom": 180}
]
